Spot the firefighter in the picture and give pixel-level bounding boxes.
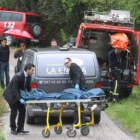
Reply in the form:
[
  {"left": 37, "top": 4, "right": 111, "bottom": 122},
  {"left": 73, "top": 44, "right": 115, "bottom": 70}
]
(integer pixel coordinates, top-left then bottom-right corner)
[{"left": 108, "top": 48, "right": 121, "bottom": 103}]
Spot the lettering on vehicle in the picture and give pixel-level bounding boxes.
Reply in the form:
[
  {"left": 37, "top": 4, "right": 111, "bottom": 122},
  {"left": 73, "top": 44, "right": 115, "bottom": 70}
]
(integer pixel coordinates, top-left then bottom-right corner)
[
  {"left": 39, "top": 80, "right": 72, "bottom": 85},
  {"left": 38, "top": 80, "right": 93, "bottom": 85},
  {"left": 86, "top": 80, "right": 94, "bottom": 83},
  {"left": 4, "top": 22, "right": 15, "bottom": 28},
  {"left": 46, "top": 67, "right": 87, "bottom": 74}
]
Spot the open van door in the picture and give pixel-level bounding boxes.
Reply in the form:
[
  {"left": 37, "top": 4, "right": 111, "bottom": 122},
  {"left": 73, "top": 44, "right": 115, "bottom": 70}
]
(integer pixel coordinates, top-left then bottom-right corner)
[{"left": 132, "top": 32, "right": 140, "bottom": 85}]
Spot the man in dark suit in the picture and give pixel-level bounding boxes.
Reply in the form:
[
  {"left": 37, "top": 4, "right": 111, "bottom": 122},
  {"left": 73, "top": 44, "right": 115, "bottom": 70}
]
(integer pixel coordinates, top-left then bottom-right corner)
[
  {"left": 64, "top": 58, "right": 87, "bottom": 124},
  {"left": 3, "top": 63, "right": 35, "bottom": 135},
  {"left": 64, "top": 57, "right": 85, "bottom": 89}
]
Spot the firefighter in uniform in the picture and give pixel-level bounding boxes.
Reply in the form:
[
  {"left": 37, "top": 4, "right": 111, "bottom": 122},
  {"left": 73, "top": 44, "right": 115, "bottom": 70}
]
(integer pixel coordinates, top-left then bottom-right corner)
[{"left": 108, "top": 48, "right": 121, "bottom": 102}]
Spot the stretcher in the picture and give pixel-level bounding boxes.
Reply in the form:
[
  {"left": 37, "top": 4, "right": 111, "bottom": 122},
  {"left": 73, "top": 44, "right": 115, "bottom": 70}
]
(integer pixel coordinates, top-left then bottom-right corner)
[{"left": 26, "top": 95, "right": 108, "bottom": 138}]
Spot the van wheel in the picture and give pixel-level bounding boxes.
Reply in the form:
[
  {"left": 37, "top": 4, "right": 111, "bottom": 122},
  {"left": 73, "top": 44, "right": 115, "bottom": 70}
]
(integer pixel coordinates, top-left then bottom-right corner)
[
  {"left": 94, "top": 108, "right": 101, "bottom": 124},
  {"left": 4, "top": 35, "right": 14, "bottom": 46},
  {"left": 26, "top": 112, "right": 35, "bottom": 124}
]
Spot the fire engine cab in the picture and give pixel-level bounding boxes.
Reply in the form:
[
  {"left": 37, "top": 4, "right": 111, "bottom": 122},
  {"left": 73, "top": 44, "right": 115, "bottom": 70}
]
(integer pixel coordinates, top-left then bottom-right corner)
[{"left": 73, "top": 10, "right": 140, "bottom": 97}]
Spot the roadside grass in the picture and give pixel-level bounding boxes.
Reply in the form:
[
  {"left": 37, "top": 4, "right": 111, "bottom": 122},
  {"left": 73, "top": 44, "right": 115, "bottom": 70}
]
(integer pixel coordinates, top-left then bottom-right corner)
[
  {"left": 10, "top": 45, "right": 38, "bottom": 49},
  {"left": 105, "top": 85, "right": 140, "bottom": 139},
  {"left": 0, "top": 88, "right": 7, "bottom": 140}
]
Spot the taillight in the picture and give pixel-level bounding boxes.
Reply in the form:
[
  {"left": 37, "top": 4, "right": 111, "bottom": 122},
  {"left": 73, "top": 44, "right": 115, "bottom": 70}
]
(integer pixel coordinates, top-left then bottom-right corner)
[
  {"left": 95, "top": 81, "right": 101, "bottom": 88},
  {"left": 31, "top": 82, "right": 38, "bottom": 88}
]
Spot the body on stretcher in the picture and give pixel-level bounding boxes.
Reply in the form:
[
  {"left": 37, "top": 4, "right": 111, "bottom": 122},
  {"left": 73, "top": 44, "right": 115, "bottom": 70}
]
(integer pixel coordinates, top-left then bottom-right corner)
[{"left": 26, "top": 97, "right": 108, "bottom": 138}]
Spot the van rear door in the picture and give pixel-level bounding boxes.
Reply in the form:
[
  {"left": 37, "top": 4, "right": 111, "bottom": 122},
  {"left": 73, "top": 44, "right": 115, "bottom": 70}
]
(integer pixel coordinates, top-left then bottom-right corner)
[
  {"left": 34, "top": 52, "right": 100, "bottom": 93},
  {"left": 132, "top": 32, "right": 140, "bottom": 85}
]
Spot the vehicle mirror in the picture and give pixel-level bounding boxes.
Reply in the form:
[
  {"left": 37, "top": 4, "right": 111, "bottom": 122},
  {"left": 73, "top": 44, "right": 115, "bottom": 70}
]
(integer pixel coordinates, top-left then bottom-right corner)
[{"left": 14, "top": 66, "right": 20, "bottom": 73}]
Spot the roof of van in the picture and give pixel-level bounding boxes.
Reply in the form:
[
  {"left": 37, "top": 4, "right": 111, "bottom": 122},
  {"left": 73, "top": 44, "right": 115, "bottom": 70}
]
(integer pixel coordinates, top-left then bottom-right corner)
[{"left": 27, "top": 47, "right": 93, "bottom": 53}]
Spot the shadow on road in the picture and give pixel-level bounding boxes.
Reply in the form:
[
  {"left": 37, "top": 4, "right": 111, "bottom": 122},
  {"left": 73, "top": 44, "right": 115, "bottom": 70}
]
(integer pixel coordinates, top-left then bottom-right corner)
[{"left": 33, "top": 116, "right": 74, "bottom": 125}]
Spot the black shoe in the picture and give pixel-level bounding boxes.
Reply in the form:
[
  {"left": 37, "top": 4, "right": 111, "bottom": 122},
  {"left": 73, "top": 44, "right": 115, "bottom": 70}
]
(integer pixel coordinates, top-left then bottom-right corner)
[
  {"left": 11, "top": 130, "right": 17, "bottom": 135},
  {"left": 17, "top": 130, "right": 29, "bottom": 134}
]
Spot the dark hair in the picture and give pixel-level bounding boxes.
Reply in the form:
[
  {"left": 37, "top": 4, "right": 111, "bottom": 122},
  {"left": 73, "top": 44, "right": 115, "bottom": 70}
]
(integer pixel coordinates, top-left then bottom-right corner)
[
  {"left": 20, "top": 41, "right": 26, "bottom": 45},
  {"left": 1, "top": 37, "right": 7, "bottom": 42},
  {"left": 65, "top": 57, "right": 71, "bottom": 61},
  {"left": 51, "top": 38, "right": 57, "bottom": 42},
  {"left": 24, "top": 63, "right": 35, "bottom": 71}
]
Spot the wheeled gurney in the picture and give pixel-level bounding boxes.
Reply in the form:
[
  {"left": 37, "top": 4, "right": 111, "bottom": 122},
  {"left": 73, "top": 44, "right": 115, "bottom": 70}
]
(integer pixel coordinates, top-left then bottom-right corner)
[{"left": 26, "top": 95, "right": 108, "bottom": 138}]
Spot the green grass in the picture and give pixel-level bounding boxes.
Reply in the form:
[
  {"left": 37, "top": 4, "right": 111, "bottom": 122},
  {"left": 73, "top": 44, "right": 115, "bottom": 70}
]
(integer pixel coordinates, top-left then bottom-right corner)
[
  {"left": 10, "top": 45, "right": 38, "bottom": 49},
  {"left": 0, "top": 88, "right": 6, "bottom": 140},
  {"left": 105, "top": 85, "right": 140, "bottom": 139}
]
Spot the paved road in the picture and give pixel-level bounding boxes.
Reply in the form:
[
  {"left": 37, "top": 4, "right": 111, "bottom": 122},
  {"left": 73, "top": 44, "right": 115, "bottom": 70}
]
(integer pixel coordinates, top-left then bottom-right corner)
[{"left": 2, "top": 49, "right": 138, "bottom": 140}]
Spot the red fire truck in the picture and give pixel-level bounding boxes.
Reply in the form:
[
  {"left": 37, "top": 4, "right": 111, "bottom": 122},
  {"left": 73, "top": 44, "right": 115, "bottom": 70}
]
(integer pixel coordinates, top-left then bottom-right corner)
[{"left": 72, "top": 10, "right": 140, "bottom": 97}]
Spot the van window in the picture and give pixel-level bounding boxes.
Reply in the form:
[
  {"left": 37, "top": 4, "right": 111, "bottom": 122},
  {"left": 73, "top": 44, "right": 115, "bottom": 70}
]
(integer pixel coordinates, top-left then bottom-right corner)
[
  {"left": 0, "top": 12, "right": 12, "bottom": 21},
  {"left": 21, "top": 54, "right": 33, "bottom": 70},
  {"left": 26, "top": 15, "right": 41, "bottom": 23},
  {"left": 11, "top": 13, "right": 23, "bottom": 21},
  {"left": 36, "top": 53, "right": 96, "bottom": 78}
]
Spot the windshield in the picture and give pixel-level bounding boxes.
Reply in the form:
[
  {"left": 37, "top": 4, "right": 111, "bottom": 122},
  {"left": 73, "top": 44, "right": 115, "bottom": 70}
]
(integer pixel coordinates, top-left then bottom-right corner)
[{"left": 36, "top": 53, "right": 96, "bottom": 78}]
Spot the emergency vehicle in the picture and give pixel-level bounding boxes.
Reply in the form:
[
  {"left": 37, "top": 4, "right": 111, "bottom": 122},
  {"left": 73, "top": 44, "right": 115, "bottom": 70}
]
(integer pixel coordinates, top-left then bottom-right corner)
[
  {"left": 73, "top": 10, "right": 140, "bottom": 97},
  {"left": 0, "top": 7, "right": 46, "bottom": 45}
]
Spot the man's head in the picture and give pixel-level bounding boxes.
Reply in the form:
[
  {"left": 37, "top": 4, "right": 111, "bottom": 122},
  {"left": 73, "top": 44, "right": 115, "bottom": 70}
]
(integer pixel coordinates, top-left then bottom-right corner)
[
  {"left": 24, "top": 63, "right": 35, "bottom": 76},
  {"left": 51, "top": 39, "right": 57, "bottom": 47},
  {"left": 1, "top": 38, "right": 7, "bottom": 47},
  {"left": 64, "top": 58, "right": 72, "bottom": 68},
  {"left": 114, "top": 48, "right": 121, "bottom": 54},
  {"left": 20, "top": 41, "right": 26, "bottom": 51}
]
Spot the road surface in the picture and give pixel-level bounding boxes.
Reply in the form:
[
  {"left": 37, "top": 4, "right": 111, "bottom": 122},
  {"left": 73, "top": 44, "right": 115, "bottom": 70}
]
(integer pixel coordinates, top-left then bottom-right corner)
[{"left": 1, "top": 49, "right": 137, "bottom": 140}]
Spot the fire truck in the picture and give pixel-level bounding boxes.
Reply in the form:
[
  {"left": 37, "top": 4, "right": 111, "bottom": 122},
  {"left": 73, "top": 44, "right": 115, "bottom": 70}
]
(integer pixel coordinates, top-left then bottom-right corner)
[{"left": 71, "top": 10, "right": 140, "bottom": 98}]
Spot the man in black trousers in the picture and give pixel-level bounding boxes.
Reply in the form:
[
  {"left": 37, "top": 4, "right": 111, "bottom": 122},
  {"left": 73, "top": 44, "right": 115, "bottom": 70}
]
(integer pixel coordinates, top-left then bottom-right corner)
[
  {"left": 64, "top": 58, "right": 87, "bottom": 124},
  {"left": 108, "top": 48, "right": 121, "bottom": 102},
  {"left": 3, "top": 63, "right": 35, "bottom": 135},
  {"left": 0, "top": 38, "right": 10, "bottom": 89}
]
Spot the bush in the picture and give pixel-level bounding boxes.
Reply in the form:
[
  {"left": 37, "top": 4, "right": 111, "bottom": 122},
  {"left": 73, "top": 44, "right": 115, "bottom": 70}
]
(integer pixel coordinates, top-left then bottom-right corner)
[{"left": 0, "top": 88, "right": 6, "bottom": 140}]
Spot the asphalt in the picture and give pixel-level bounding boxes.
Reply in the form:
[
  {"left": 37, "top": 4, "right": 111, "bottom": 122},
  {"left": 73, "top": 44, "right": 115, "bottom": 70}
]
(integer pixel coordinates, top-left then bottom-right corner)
[{"left": 1, "top": 49, "right": 138, "bottom": 140}]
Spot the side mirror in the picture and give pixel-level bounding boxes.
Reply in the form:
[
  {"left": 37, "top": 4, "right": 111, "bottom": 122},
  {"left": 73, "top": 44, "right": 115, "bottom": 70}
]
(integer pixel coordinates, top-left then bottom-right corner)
[
  {"left": 69, "top": 37, "right": 76, "bottom": 47},
  {"left": 14, "top": 66, "right": 20, "bottom": 73}
]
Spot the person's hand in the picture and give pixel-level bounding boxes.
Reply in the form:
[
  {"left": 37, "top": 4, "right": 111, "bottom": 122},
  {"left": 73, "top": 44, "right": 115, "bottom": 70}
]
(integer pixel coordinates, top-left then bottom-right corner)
[
  {"left": 75, "top": 84, "right": 80, "bottom": 90},
  {"left": 20, "top": 99, "right": 26, "bottom": 104}
]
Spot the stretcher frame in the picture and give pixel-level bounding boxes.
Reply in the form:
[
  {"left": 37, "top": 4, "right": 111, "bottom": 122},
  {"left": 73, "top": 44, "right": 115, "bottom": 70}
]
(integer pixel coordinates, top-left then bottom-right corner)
[{"left": 26, "top": 97, "right": 107, "bottom": 138}]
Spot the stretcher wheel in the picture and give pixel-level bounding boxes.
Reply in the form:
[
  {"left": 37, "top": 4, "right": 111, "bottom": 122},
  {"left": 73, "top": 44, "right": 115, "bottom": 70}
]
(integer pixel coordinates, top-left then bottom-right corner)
[
  {"left": 54, "top": 126, "right": 62, "bottom": 134},
  {"left": 67, "top": 129, "right": 76, "bottom": 137},
  {"left": 80, "top": 126, "right": 89, "bottom": 136},
  {"left": 42, "top": 129, "right": 50, "bottom": 138}
]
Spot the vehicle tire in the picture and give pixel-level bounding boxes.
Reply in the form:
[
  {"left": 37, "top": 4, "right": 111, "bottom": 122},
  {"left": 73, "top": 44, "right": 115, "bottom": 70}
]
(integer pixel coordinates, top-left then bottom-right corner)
[
  {"left": 4, "top": 35, "right": 14, "bottom": 46},
  {"left": 42, "top": 129, "right": 50, "bottom": 138},
  {"left": 94, "top": 108, "right": 101, "bottom": 124},
  {"left": 121, "top": 88, "right": 132, "bottom": 98},
  {"left": 30, "top": 23, "right": 42, "bottom": 38},
  {"left": 26, "top": 111, "right": 35, "bottom": 124},
  {"left": 67, "top": 129, "right": 77, "bottom": 137},
  {"left": 54, "top": 126, "right": 62, "bottom": 134},
  {"left": 80, "top": 126, "right": 90, "bottom": 136}
]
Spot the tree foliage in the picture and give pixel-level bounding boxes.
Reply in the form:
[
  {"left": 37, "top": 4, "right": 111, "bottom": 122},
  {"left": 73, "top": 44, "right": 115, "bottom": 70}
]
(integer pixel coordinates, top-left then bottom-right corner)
[{"left": 1, "top": 0, "right": 140, "bottom": 44}]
